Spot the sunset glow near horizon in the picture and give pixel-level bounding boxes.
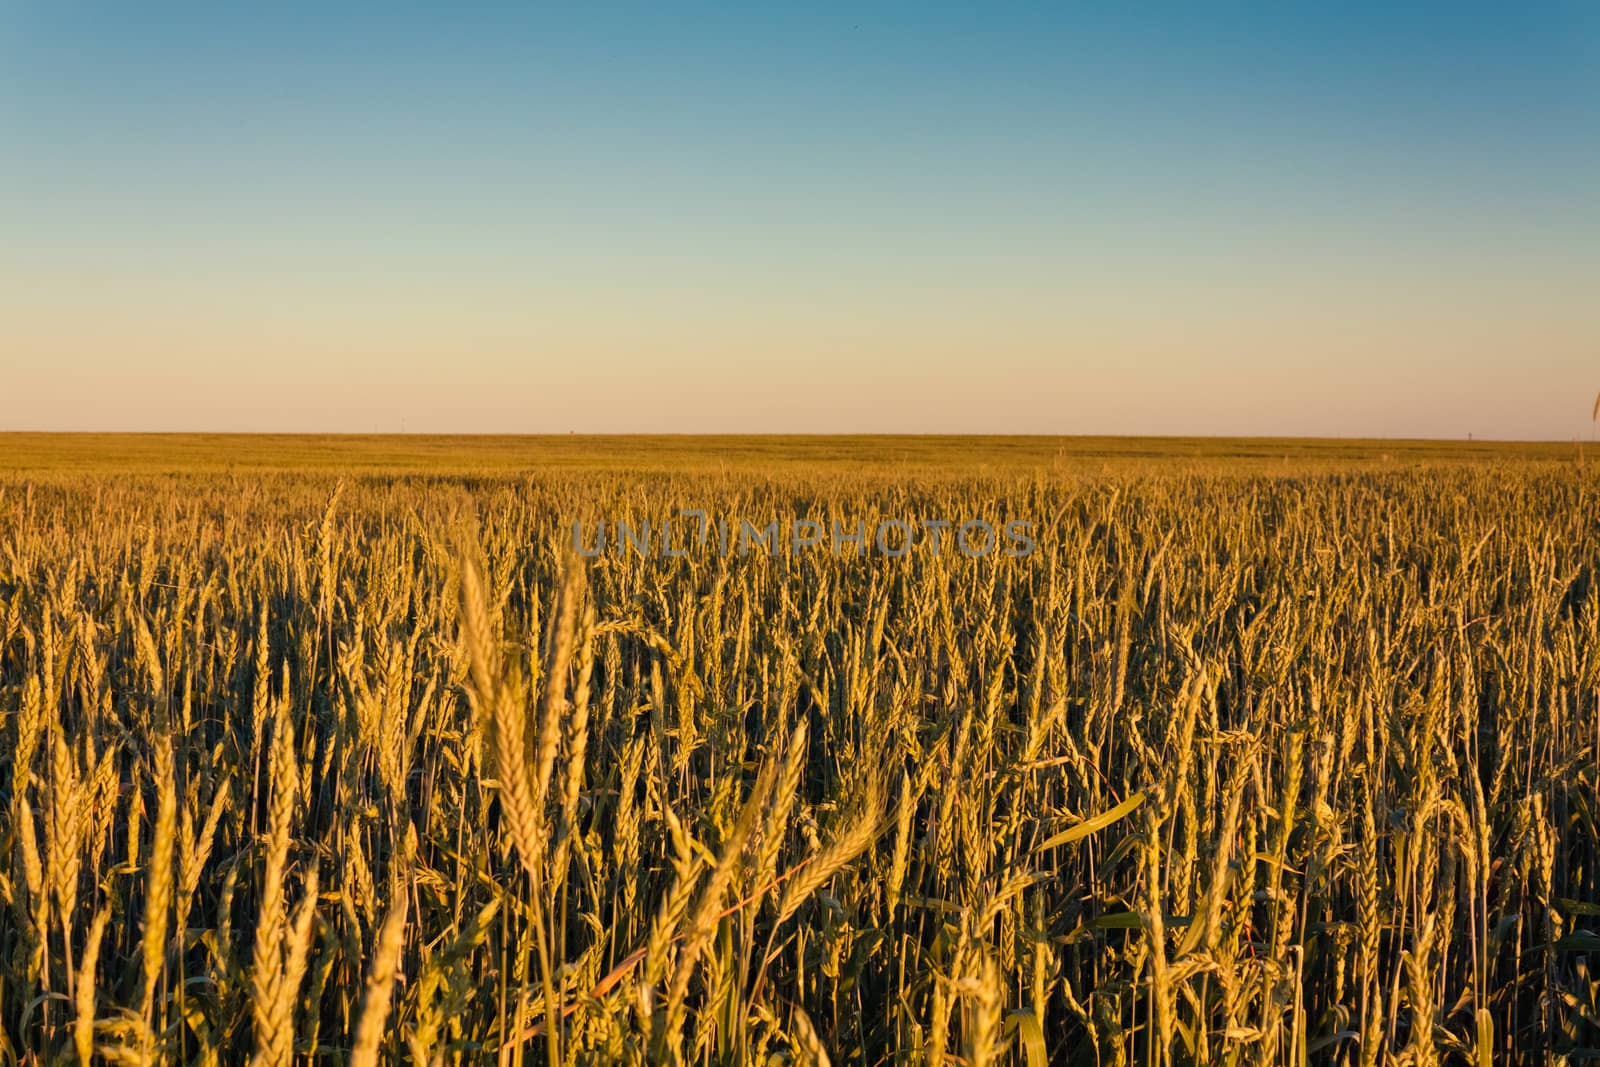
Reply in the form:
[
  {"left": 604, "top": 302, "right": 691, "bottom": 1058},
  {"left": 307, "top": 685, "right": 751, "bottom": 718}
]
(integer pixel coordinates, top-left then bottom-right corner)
[{"left": 3, "top": 3, "right": 1597, "bottom": 438}]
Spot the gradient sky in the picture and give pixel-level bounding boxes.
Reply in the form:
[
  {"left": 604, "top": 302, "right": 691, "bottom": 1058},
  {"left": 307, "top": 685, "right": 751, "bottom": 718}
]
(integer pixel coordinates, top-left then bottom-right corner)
[{"left": 3, "top": 3, "right": 1597, "bottom": 437}]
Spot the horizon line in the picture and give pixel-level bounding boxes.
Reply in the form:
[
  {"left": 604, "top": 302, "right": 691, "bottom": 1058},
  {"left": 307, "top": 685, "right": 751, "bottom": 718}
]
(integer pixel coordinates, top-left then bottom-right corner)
[{"left": 0, "top": 430, "right": 1588, "bottom": 445}]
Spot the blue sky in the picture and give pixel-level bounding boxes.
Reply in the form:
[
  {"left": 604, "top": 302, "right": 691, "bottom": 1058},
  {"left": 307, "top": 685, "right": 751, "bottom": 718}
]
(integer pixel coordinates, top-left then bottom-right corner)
[{"left": 3, "top": 3, "right": 1596, "bottom": 436}]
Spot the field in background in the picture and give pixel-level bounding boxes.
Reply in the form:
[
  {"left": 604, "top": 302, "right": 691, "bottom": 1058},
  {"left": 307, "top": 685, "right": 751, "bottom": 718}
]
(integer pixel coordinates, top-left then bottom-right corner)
[
  {"left": 1, "top": 436, "right": 1597, "bottom": 1064},
  {"left": 2, "top": 432, "right": 1586, "bottom": 475}
]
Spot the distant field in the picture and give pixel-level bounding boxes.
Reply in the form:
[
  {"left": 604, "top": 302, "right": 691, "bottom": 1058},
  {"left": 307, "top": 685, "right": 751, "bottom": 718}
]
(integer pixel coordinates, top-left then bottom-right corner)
[{"left": 0, "top": 431, "right": 1585, "bottom": 476}]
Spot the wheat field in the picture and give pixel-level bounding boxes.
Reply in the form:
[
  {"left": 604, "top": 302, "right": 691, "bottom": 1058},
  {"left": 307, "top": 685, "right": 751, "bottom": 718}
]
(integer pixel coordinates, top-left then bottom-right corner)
[{"left": 0, "top": 437, "right": 1596, "bottom": 1064}]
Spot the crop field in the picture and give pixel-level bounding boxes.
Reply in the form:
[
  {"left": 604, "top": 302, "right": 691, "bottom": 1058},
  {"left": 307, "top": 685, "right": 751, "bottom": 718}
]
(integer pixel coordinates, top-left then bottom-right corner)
[{"left": 0, "top": 435, "right": 1597, "bottom": 1065}]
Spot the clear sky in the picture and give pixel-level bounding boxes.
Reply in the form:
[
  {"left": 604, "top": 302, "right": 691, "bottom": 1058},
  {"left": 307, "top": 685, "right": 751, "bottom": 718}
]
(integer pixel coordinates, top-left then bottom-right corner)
[{"left": 3, "top": 3, "right": 1596, "bottom": 437}]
